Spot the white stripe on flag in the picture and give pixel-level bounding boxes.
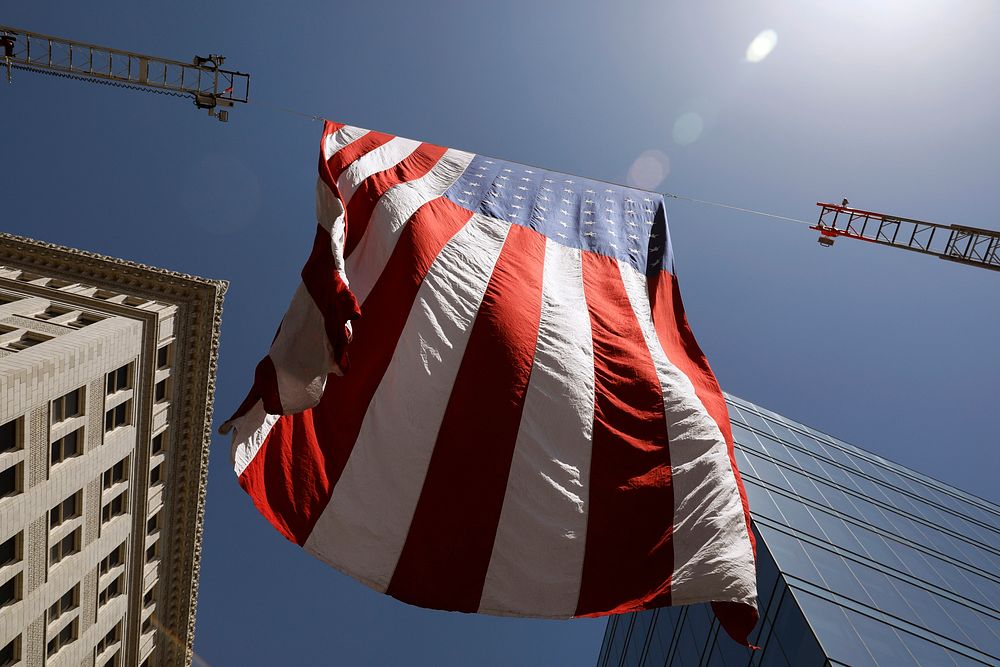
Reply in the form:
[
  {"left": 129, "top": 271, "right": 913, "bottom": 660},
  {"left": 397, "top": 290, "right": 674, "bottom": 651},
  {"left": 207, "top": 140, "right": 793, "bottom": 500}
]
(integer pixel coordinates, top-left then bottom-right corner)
[
  {"left": 268, "top": 282, "right": 336, "bottom": 413},
  {"left": 323, "top": 125, "right": 369, "bottom": 161},
  {"left": 616, "top": 262, "right": 756, "bottom": 607},
  {"left": 337, "top": 137, "right": 421, "bottom": 206},
  {"left": 319, "top": 125, "right": 369, "bottom": 291},
  {"left": 316, "top": 177, "right": 346, "bottom": 236},
  {"left": 303, "top": 213, "right": 512, "bottom": 591},
  {"left": 231, "top": 400, "right": 281, "bottom": 477},
  {"left": 479, "top": 239, "right": 595, "bottom": 617},
  {"left": 347, "top": 149, "right": 475, "bottom": 306}
]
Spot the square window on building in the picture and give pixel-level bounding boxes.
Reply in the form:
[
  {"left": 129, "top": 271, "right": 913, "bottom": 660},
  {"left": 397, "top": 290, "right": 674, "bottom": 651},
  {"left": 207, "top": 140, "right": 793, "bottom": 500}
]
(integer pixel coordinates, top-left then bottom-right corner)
[
  {"left": 104, "top": 401, "right": 131, "bottom": 433},
  {"left": 154, "top": 379, "right": 168, "bottom": 403},
  {"left": 0, "top": 464, "right": 20, "bottom": 499},
  {"left": 106, "top": 364, "right": 131, "bottom": 395},
  {"left": 145, "top": 541, "right": 159, "bottom": 564},
  {"left": 1, "top": 533, "right": 20, "bottom": 567},
  {"left": 0, "top": 573, "right": 21, "bottom": 608},
  {"left": 49, "top": 491, "right": 82, "bottom": 529},
  {"left": 147, "top": 513, "right": 160, "bottom": 536},
  {"left": 151, "top": 431, "right": 166, "bottom": 455},
  {"left": 98, "top": 573, "right": 124, "bottom": 607},
  {"left": 141, "top": 614, "right": 154, "bottom": 634},
  {"left": 35, "top": 305, "right": 71, "bottom": 321},
  {"left": 51, "top": 388, "right": 84, "bottom": 423},
  {"left": 46, "top": 617, "right": 77, "bottom": 657},
  {"left": 0, "top": 418, "right": 19, "bottom": 454},
  {"left": 99, "top": 541, "right": 127, "bottom": 577},
  {"left": 67, "top": 312, "right": 104, "bottom": 329},
  {"left": 50, "top": 428, "right": 83, "bottom": 465},
  {"left": 102, "top": 458, "right": 129, "bottom": 490},
  {"left": 49, "top": 528, "right": 80, "bottom": 566},
  {"left": 48, "top": 584, "right": 79, "bottom": 622},
  {"left": 0, "top": 636, "right": 20, "bottom": 667},
  {"left": 100, "top": 651, "right": 122, "bottom": 667},
  {"left": 101, "top": 492, "right": 128, "bottom": 525},
  {"left": 143, "top": 584, "right": 157, "bottom": 609},
  {"left": 150, "top": 464, "right": 163, "bottom": 486},
  {"left": 156, "top": 344, "right": 171, "bottom": 369},
  {"left": 24, "top": 332, "right": 50, "bottom": 347},
  {"left": 1, "top": 332, "right": 52, "bottom": 352},
  {"left": 96, "top": 621, "right": 122, "bottom": 656}
]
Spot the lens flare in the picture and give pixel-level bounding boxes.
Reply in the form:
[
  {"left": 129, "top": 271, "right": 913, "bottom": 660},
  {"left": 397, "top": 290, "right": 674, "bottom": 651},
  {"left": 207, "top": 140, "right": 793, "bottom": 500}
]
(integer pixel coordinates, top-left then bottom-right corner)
[
  {"left": 672, "top": 112, "right": 704, "bottom": 145},
  {"left": 627, "top": 150, "right": 670, "bottom": 190},
  {"left": 746, "top": 29, "right": 778, "bottom": 63}
]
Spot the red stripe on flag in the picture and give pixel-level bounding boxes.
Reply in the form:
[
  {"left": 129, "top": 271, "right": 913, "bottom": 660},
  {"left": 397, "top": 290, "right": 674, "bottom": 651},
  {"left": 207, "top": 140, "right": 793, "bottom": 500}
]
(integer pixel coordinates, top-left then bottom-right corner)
[
  {"left": 300, "top": 225, "right": 361, "bottom": 373},
  {"left": 575, "top": 252, "right": 674, "bottom": 617},
  {"left": 323, "top": 120, "right": 346, "bottom": 133},
  {"left": 386, "top": 224, "right": 546, "bottom": 612},
  {"left": 237, "top": 410, "right": 325, "bottom": 544},
  {"left": 238, "top": 197, "right": 475, "bottom": 545},
  {"left": 648, "top": 271, "right": 758, "bottom": 643},
  {"left": 325, "top": 131, "right": 395, "bottom": 186},
  {"left": 343, "top": 143, "right": 448, "bottom": 258}
]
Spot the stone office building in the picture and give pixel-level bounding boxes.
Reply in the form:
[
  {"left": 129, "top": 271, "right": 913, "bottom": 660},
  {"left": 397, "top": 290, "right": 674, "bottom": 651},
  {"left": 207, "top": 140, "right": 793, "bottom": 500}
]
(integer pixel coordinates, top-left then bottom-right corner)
[{"left": 0, "top": 234, "right": 225, "bottom": 666}]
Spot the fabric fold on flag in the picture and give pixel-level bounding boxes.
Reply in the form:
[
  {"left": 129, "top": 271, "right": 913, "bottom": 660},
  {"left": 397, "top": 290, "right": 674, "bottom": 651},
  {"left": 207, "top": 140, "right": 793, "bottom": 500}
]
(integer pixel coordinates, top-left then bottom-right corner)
[{"left": 223, "top": 120, "right": 759, "bottom": 645}]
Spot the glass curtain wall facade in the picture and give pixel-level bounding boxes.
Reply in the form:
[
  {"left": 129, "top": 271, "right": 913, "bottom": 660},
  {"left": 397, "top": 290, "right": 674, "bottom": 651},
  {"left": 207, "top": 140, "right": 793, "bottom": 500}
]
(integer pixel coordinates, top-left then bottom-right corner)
[{"left": 597, "top": 394, "right": 999, "bottom": 667}]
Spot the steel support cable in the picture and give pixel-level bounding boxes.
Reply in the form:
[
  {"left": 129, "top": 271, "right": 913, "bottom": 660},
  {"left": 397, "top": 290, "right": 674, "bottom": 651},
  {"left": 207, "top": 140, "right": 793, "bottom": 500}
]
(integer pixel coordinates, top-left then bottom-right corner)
[{"left": 662, "top": 193, "right": 815, "bottom": 227}]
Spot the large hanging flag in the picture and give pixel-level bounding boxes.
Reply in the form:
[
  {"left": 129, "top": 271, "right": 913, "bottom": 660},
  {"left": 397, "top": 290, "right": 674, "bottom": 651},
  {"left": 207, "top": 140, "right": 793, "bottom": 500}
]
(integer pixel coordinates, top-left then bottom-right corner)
[{"left": 223, "top": 121, "right": 758, "bottom": 643}]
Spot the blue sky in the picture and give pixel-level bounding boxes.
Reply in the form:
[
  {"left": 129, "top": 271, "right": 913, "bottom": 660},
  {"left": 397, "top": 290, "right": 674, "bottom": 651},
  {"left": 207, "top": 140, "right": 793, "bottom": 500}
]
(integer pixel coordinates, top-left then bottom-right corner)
[{"left": 3, "top": 2, "right": 998, "bottom": 665}]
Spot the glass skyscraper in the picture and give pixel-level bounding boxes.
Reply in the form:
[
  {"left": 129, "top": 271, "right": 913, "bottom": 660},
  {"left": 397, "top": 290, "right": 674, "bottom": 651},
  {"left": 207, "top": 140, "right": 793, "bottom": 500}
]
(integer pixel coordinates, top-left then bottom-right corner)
[{"left": 596, "top": 394, "right": 999, "bottom": 667}]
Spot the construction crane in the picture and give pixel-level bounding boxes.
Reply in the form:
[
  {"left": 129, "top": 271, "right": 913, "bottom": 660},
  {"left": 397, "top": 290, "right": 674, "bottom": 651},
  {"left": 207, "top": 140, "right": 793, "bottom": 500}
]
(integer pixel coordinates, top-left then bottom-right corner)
[
  {"left": 1, "top": 24, "right": 249, "bottom": 121},
  {"left": 812, "top": 201, "right": 1000, "bottom": 273}
]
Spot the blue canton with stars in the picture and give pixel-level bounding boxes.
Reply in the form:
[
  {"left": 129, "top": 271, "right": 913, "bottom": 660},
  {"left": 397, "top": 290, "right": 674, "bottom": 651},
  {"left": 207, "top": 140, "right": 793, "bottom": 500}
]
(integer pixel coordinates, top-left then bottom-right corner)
[{"left": 442, "top": 155, "right": 674, "bottom": 277}]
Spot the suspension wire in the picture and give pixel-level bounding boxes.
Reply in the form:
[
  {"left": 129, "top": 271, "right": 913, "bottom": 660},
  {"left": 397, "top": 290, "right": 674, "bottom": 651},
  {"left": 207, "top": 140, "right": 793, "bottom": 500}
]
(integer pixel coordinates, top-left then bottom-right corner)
[
  {"left": 662, "top": 194, "right": 814, "bottom": 227},
  {"left": 252, "top": 100, "right": 327, "bottom": 123}
]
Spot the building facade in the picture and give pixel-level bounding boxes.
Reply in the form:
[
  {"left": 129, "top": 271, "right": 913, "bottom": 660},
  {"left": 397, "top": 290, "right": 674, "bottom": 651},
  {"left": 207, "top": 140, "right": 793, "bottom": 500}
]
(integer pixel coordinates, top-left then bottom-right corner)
[
  {"left": 597, "top": 394, "right": 999, "bottom": 666},
  {"left": 0, "top": 234, "right": 225, "bottom": 667}
]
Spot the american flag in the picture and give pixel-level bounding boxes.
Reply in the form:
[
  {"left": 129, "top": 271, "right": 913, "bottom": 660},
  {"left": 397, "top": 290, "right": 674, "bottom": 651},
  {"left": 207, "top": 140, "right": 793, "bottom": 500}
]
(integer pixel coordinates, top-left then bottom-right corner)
[{"left": 223, "top": 121, "right": 758, "bottom": 643}]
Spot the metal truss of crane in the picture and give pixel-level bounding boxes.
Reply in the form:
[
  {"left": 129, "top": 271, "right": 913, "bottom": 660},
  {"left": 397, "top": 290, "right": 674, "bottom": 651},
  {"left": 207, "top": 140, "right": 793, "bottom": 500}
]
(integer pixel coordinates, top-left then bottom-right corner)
[
  {"left": 812, "top": 202, "right": 1000, "bottom": 273},
  {"left": 1, "top": 24, "right": 249, "bottom": 121}
]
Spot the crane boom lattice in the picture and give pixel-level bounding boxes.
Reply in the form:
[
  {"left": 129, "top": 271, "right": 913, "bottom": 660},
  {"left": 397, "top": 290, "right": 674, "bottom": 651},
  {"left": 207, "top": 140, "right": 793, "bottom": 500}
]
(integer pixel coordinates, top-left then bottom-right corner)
[
  {"left": 1, "top": 24, "right": 249, "bottom": 121},
  {"left": 813, "top": 202, "right": 1000, "bottom": 273}
]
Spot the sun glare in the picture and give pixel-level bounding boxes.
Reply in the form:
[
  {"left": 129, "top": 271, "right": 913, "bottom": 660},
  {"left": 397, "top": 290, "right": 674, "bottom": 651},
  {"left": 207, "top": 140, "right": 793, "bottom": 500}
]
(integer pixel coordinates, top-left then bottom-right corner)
[{"left": 746, "top": 29, "right": 778, "bottom": 63}]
